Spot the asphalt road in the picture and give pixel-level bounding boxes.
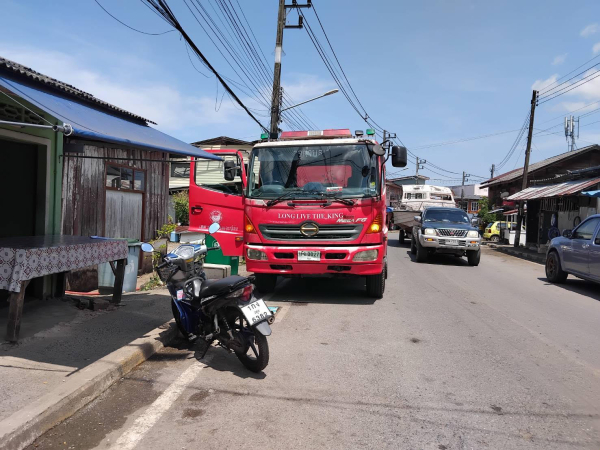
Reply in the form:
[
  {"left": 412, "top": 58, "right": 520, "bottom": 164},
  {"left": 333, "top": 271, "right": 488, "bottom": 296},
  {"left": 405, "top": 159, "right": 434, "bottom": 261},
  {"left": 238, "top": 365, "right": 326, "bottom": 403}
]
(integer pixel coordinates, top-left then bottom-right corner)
[{"left": 27, "top": 243, "right": 600, "bottom": 450}]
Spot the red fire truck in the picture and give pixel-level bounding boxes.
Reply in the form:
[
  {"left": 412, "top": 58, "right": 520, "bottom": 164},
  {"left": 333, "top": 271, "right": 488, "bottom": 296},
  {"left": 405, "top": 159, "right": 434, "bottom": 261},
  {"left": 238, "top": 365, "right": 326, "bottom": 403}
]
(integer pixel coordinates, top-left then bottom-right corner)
[{"left": 189, "top": 129, "right": 407, "bottom": 298}]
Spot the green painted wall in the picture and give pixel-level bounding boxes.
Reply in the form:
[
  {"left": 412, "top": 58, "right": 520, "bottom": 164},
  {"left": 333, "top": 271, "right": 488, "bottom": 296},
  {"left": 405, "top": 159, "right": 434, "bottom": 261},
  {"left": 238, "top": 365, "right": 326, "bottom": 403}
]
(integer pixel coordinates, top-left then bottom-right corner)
[{"left": 0, "top": 95, "right": 64, "bottom": 235}]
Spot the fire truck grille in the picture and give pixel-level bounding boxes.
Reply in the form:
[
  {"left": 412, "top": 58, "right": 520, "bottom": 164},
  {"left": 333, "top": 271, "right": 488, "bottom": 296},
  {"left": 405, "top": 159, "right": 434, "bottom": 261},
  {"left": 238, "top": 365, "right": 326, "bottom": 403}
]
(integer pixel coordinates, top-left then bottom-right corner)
[
  {"left": 437, "top": 228, "right": 468, "bottom": 238},
  {"left": 259, "top": 223, "right": 363, "bottom": 241}
]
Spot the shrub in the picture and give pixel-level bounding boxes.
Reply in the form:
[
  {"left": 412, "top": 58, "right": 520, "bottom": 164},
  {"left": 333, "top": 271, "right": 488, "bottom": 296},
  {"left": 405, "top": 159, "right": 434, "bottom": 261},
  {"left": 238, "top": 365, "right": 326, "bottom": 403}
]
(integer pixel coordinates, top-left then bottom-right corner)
[{"left": 173, "top": 191, "right": 190, "bottom": 225}]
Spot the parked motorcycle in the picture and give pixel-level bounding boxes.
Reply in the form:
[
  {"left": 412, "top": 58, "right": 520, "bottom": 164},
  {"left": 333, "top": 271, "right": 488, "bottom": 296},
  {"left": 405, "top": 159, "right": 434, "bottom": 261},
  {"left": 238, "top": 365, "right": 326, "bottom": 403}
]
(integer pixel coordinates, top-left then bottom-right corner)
[{"left": 141, "top": 223, "right": 272, "bottom": 372}]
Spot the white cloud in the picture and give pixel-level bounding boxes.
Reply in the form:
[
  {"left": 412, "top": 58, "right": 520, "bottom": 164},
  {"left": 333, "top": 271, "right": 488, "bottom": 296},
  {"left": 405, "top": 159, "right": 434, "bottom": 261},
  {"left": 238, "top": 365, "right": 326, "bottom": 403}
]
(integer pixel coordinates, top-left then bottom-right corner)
[
  {"left": 532, "top": 74, "right": 558, "bottom": 91},
  {"left": 594, "top": 42, "right": 600, "bottom": 54},
  {"left": 552, "top": 54, "right": 567, "bottom": 65},
  {"left": 581, "top": 23, "right": 600, "bottom": 37},
  {"left": 0, "top": 44, "right": 266, "bottom": 140}
]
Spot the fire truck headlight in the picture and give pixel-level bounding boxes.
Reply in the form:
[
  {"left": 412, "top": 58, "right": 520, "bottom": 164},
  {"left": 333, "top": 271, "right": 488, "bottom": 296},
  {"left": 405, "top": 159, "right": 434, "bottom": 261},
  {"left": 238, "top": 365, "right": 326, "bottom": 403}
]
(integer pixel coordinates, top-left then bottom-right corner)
[
  {"left": 247, "top": 248, "right": 268, "bottom": 260},
  {"left": 353, "top": 250, "right": 379, "bottom": 262}
]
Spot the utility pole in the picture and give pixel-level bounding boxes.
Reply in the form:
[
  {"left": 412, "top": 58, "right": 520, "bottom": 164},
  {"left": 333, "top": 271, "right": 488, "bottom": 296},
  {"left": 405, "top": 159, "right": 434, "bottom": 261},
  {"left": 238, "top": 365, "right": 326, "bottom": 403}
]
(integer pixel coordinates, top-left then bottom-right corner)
[
  {"left": 270, "top": 0, "right": 312, "bottom": 137},
  {"left": 514, "top": 90, "right": 538, "bottom": 248},
  {"left": 415, "top": 156, "right": 425, "bottom": 177},
  {"left": 461, "top": 171, "right": 470, "bottom": 211},
  {"left": 490, "top": 164, "right": 495, "bottom": 179}
]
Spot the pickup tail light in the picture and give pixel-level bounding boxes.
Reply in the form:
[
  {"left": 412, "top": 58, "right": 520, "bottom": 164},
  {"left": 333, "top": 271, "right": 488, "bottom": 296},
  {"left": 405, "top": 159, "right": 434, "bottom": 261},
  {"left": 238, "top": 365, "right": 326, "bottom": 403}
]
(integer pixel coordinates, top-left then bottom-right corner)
[{"left": 366, "top": 213, "right": 383, "bottom": 234}]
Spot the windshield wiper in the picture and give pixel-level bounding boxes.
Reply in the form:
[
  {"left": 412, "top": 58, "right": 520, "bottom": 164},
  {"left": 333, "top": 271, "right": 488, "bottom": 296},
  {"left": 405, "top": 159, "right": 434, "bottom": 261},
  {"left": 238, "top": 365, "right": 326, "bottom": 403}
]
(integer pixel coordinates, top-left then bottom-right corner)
[
  {"left": 266, "top": 190, "right": 303, "bottom": 207},
  {"left": 324, "top": 194, "right": 355, "bottom": 206}
]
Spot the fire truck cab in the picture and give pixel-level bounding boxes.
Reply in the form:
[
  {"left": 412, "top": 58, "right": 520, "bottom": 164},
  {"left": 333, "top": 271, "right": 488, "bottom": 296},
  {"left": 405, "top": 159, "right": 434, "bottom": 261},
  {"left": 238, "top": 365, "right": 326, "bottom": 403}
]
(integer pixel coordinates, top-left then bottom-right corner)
[{"left": 189, "top": 129, "right": 407, "bottom": 298}]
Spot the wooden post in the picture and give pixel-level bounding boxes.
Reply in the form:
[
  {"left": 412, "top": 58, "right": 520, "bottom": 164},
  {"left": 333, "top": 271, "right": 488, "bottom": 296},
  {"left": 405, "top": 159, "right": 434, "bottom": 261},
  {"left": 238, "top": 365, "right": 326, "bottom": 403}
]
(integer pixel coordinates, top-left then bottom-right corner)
[
  {"left": 6, "top": 280, "right": 30, "bottom": 342},
  {"left": 111, "top": 258, "right": 126, "bottom": 304}
]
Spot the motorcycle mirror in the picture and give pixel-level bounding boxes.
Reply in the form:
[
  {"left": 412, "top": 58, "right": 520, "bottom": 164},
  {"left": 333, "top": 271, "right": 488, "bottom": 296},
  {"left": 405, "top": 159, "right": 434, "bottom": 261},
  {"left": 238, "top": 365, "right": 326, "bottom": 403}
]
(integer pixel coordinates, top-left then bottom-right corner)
[
  {"left": 208, "top": 223, "right": 221, "bottom": 234},
  {"left": 140, "top": 242, "right": 154, "bottom": 252}
]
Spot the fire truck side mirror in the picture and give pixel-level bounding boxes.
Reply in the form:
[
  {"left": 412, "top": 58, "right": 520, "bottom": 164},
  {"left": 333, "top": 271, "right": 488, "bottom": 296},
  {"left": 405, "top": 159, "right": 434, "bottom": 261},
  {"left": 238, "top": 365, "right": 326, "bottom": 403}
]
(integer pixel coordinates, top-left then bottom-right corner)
[
  {"left": 370, "top": 144, "right": 386, "bottom": 156},
  {"left": 223, "top": 160, "right": 236, "bottom": 181},
  {"left": 391, "top": 146, "right": 408, "bottom": 167}
]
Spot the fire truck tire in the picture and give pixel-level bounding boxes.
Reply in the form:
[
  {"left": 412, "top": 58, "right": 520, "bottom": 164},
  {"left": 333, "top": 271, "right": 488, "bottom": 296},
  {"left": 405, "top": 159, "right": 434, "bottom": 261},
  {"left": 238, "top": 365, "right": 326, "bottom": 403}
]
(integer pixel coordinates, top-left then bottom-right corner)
[
  {"left": 366, "top": 271, "right": 385, "bottom": 299},
  {"left": 254, "top": 274, "right": 277, "bottom": 293}
]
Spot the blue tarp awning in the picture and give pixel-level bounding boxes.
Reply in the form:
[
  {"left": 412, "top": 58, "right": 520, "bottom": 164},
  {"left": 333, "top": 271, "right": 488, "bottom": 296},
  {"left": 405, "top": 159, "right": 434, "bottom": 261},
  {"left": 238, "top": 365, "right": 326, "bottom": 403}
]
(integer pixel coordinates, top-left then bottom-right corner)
[
  {"left": 0, "top": 76, "right": 221, "bottom": 160},
  {"left": 581, "top": 190, "right": 600, "bottom": 197}
]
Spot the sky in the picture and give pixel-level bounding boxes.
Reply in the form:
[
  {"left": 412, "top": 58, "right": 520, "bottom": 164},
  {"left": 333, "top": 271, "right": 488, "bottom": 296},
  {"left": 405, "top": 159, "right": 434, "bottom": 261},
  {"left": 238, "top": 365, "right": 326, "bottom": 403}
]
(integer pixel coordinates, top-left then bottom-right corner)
[{"left": 2, "top": 0, "right": 600, "bottom": 184}]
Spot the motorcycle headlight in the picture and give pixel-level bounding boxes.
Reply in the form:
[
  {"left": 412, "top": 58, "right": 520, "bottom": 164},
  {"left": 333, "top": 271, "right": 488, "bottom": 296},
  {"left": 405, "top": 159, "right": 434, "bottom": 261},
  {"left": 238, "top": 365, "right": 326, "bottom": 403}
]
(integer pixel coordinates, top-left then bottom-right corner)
[
  {"left": 353, "top": 249, "right": 379, "bottom": 261},
  {"left": 424, "top": 228, "right": 436, "bottom": 236},
  {"left": 247, "top": 248, "right": 268, "bottom": 260},
  {"left": 467, "top": 230, "right": 479, "bottom": 238}
]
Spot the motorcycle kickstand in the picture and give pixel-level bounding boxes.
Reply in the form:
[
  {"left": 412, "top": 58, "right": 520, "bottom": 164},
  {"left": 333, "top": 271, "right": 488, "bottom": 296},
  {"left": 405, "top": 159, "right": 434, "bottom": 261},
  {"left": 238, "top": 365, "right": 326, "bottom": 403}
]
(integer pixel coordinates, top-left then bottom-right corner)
[{"left": 199, "top": 339, "right": 213, "bottom": 359}]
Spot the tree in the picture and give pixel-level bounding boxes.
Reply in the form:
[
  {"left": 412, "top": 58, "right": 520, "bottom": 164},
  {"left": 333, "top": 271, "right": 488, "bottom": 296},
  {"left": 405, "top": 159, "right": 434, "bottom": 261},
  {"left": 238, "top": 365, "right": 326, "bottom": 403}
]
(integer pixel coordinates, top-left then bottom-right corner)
[{"left": 476, "top": 197, "right": 502, "bottom": 227}]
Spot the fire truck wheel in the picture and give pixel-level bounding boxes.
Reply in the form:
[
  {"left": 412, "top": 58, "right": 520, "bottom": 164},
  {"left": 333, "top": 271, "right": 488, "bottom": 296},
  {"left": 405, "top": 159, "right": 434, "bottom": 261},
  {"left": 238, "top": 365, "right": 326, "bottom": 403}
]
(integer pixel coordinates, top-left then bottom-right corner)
[
  {"left": 366, "top": 271, "right": 385, "bottom": 299},
  {"left": 254, "top": 274, "right": 277, "bottom": 293}
]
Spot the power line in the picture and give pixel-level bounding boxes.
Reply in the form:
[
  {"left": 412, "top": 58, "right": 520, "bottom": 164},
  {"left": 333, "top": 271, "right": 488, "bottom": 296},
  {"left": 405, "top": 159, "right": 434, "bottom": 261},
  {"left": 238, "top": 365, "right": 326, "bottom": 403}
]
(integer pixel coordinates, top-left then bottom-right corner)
[
  {"left": 143, "top": 0, "right": 268, "bottom": 131},
  {"left": 94, "top": 0, "right": 176, "bottom": 35},
  {"left": 537, "top": 52, "right": 600, "bottom": 93},
  {"left": 539, "top": 63, "right": 600, "bottom": 96},
  {"left": 538, "top": 70, "right": 600, "bottom": 104}
]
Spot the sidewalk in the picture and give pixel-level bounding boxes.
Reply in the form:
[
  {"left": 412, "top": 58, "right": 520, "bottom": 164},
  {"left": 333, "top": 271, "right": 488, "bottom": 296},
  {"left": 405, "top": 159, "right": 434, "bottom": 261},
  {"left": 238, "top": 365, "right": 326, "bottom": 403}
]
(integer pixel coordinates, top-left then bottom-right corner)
[
  {"left": 0, "top": 287, "right": 176, "bottom": 450},
  {"left": 486, "top": 242, "right": 546, "bottom": 265}
]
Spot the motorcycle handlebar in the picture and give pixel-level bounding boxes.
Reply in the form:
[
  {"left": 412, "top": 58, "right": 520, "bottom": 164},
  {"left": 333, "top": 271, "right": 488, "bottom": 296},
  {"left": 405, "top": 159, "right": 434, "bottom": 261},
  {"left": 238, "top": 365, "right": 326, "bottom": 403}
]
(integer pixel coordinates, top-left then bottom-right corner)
[{"left": 157, "top": 261, "right": 169, "bottom": 270}]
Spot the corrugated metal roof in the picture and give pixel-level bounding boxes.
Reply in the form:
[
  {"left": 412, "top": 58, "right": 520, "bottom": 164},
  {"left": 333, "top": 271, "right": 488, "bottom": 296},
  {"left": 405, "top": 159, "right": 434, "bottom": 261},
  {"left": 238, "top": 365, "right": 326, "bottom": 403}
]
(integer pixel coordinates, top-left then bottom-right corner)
[
  {"left": 0, "top": 56, "right": 155, "bottom": 124},
  {"left": 506, "top": 177, "right": 600, "bottom": 201},
  {"left": 481, "top": 145, "right": 600, "bottom": 187}
]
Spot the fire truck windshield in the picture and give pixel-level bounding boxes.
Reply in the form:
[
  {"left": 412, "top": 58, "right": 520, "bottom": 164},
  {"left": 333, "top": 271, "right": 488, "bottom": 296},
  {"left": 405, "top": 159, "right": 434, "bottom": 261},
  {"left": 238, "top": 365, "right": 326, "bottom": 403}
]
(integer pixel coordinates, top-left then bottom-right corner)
[{"left": 247, "top": 144, "right": 379, "bottom": 199}]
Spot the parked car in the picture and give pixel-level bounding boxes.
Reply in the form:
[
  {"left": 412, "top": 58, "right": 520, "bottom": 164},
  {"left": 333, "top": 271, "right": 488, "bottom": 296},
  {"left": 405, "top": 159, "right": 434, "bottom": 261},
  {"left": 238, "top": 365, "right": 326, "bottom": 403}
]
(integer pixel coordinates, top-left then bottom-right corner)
[
  {"left": 483, "top": 221, "right": 515, "bottom": 242},
  {"left": 546, "top": 214, "right": 600, "bottom": 283},
  {"left": 411, "top": 207, "right": 481, "bottom": 266}
]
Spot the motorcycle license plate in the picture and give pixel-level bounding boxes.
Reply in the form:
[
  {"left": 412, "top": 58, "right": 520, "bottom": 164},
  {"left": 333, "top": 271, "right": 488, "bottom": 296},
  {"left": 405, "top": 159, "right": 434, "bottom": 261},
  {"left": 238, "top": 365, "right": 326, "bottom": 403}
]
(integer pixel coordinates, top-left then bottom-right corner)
[
  {"left": 445, "top": 239, "right": 459, "bottom": 246},
  {"left": 298, "top": 250, "right": 320, "bottom": 261},
  {"left": 241, "top": 299, "right": 272, "bottom": 326}
]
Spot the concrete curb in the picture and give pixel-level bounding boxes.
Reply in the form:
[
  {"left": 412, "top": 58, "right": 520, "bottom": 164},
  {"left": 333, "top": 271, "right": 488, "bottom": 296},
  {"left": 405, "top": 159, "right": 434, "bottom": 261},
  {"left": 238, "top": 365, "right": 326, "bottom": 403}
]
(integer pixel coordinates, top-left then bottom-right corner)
[
  {"left": 488, "top": 244, "right": 545, "bottom": 265},
  {"left": 0, "top": 320, "right": 179, "bottom": 450}
]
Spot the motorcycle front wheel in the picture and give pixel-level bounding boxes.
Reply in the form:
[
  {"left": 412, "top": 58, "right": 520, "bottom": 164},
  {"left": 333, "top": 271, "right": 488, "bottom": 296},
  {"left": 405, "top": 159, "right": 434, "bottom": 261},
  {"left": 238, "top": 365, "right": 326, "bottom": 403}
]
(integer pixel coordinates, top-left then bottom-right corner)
[
  {"left": 231, "top": 314, "right": 269, "bottom": 373},
  {"left": 171, "top": 300, "right": 191, "bottom": 341}
]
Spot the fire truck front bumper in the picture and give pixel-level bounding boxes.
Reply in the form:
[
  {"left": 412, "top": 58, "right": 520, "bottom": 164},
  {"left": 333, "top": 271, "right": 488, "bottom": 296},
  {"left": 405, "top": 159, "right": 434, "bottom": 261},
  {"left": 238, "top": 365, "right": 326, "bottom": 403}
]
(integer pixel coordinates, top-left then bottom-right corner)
[{"left": 244, "top": 243, "right": 385, "bottom": 276}]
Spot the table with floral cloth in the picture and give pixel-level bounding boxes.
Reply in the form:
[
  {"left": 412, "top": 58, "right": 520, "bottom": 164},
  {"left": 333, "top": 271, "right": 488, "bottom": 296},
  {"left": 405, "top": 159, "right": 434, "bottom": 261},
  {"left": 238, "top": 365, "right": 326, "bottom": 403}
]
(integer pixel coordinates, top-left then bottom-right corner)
[{"left": 0, "top": 235, "right": 128, "bottom": 341}]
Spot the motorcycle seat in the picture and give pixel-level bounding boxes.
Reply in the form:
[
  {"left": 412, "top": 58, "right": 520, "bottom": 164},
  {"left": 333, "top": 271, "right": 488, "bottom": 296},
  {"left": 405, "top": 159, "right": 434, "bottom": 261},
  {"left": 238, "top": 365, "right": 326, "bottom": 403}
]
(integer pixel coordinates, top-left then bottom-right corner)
[{"left": 200, "top": 275, "right": 248, "bottom": 299}]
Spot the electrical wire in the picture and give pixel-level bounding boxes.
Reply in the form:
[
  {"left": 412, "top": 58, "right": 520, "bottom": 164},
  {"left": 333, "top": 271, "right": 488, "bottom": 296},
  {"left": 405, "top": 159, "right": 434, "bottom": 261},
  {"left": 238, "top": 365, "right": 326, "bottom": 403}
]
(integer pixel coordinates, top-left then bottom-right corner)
[
  {"left": 538, "top": 63, "right": 600, "bottom": 96},
  {"left": 538, "top": 70, "right": 600, "bottom": 104},
  {"left": 537, "top": 52, "right": 600, "bottom": 93},
  {"left": 94, "top": 0, "right": 175, "bottom": 35},
  {"left": 143, "top": 0, "right": 268, "bottom": 131}
]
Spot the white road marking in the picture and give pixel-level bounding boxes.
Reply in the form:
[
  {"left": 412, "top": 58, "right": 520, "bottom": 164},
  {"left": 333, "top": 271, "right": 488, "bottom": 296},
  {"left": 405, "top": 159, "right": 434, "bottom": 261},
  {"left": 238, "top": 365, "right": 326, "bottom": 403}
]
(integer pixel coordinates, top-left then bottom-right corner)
[{"left": 110, "top": 361, "right": 205, "bottom": 450}]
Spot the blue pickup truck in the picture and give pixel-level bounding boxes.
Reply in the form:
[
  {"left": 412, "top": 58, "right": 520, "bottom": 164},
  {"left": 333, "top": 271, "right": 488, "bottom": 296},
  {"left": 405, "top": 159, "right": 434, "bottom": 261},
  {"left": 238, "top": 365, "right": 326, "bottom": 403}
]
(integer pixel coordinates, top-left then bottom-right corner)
[{"left": 410, "top": 207, "right": 482, "bottom": 266}]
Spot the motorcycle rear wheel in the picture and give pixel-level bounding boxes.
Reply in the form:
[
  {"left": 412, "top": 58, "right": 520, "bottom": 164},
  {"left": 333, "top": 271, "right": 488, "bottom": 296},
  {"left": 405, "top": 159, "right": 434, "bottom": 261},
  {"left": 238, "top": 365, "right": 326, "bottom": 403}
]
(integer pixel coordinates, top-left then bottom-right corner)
[{"left": 232, "top": 315, "right": 269, "bottom": 372}]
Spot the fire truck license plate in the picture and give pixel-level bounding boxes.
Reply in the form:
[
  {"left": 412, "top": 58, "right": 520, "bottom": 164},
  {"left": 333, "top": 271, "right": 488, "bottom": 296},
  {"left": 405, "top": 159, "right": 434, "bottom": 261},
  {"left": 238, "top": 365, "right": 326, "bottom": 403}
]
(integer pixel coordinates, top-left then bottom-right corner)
[
  {"left": 241, "top": 300, "right": 271, "bottom": 326},
  {"left": 298, "top": 251, "right": 321, "bottom": 261}
]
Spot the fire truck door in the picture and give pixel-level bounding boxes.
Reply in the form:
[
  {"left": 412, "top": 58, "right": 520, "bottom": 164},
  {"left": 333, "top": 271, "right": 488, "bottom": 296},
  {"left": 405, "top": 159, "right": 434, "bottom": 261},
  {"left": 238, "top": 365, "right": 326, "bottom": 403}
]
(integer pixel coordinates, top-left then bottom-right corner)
[{"left": 189, "top": 150, "right": 246, "bottom": 256}]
